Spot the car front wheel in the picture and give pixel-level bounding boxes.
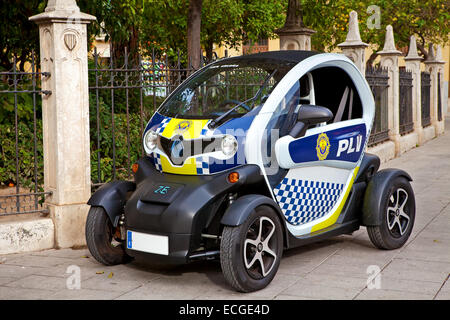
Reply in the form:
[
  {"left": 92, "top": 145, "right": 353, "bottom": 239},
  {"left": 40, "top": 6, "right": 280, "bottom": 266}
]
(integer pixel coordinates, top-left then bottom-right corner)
[
  {"left": 85, "top": 207, "right": 131, "bottom": 265},
  {"left": 367, "top": 176, "right": 415, "bottom": 250},
  {"left": 220, "top": 205, "right": 283, "bottom": 292}
]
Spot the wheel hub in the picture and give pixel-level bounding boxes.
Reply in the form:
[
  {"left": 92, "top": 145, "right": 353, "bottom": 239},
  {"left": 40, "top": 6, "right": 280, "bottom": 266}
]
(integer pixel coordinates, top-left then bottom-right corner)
[{"left": 257, "top": 243, "right": 263, "bottom": 252}]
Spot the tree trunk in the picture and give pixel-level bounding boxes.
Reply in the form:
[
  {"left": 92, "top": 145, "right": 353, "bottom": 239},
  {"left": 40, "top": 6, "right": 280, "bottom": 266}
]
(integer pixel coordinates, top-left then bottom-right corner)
[
  {"left": 366, "top": 52, "right": 378, "bottom": 69},
  {"left": 112, "top": 25, "right": 140, "bottom": 67},
  {"left": 416, "top": 43, "right": 429, "bottom": 61},
  {"left": 187, "top": 0, "right": 202, "bottom": 69},
  {"left": 205, "top": 40, "right": 214, "bottom": 63}
]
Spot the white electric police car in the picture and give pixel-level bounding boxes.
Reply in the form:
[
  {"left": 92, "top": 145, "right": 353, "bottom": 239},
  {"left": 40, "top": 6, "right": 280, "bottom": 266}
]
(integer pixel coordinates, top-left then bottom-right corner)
[{"left": 85, "top": 51, "right": 416, "bottom": 292}]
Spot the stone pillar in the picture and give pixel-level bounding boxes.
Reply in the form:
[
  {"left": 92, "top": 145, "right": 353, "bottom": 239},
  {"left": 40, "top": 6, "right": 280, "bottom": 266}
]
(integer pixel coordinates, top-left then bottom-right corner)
[
  {"left": 424, "top": 44, "right": 446, "bottom": 136},
  {"left": 377, "top": 25, "right": 402, "bottom": 156},
  {"left": 338, "top": 11, "right": 369, "bottom": 75},
  {"left": 275, "top": 0, "right": 316, "bottom": 50},
  {"left": 30, "top": 1, "right": 96, "bottom": 248},
  {"left": 404, "top": 36, "right": 424, "bottom": 145}
]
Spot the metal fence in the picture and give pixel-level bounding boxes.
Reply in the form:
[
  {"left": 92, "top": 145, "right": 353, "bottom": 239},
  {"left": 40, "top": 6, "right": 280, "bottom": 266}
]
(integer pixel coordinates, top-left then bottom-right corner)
[
  {"left": 89, "top": 47, "right": 198, "bottom": 188},
  {"left": 399, "top": 68, "right": 414, "bottom": 135},
  {"left": 421, "top": 71, "right": 431, "bottom": 127},
  {"left": 366, "top": 66, "right": 390, "bottom": 146},
  {"left": 0, "top": 52, "right": 52, "bottom": 216},
  {"left": 437, "top": 72, "right": 442, "bottom": 122}
]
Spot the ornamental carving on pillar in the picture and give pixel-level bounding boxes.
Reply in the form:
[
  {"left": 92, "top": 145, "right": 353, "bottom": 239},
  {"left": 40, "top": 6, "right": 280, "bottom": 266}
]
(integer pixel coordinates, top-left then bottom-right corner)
[{"left": 64, "top": 32, "right": 77, "bottom": 51}]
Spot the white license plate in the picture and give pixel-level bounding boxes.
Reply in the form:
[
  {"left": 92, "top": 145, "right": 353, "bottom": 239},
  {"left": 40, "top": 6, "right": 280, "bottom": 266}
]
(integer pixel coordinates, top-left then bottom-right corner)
[{"left": 127, "top": 230, "right": 169, "bottom": 255}]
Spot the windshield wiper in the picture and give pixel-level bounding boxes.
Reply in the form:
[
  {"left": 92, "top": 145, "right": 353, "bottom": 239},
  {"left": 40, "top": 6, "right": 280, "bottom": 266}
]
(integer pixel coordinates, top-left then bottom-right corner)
[{"left": 208, "top": 69, "right": 277, "bottom": 130}]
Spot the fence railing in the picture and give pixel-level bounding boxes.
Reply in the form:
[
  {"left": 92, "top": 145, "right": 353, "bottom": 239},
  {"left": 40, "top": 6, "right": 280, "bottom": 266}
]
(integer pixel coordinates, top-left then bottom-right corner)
[
  {"left": 399, "top": 68, "right": 414, "bottom": 135},
  {"left": 0, "top": 52, "right": 52, "bottom": 216},
  {"left": 89, "top": 47, "right": 197, "bottom": 188},
  {"left": 421, "top": 71, "right": 431, "bottom": 127},
  {"left": 437, "top": 72, "right": 442, "bottom": 122},
  {"left": 366, "top": 66, "right": 390, "bottom": 146}
]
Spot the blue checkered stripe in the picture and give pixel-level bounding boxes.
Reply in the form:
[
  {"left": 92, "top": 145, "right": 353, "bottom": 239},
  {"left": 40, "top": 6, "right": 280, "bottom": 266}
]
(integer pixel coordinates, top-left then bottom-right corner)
[
  {"left": 274, "top": 178, "right": 344, "bottom": 225},
  {"left": 196, "top": 156, "right": 210, "bottom": 174},
  {"left": 152, "top": 152, "right": 162, "bottom": 172},
  {"left": 155, "top": 118, "right": 170, "bottom": 134},
  {"left": 195, "top": 122, "right": 213, "bottom": 174}
]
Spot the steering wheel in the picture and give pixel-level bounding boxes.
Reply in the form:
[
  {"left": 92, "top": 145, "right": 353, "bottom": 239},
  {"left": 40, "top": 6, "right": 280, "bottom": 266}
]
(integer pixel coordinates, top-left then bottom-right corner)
[{"left": 218, "top": 99, "right": 251, "bottom": 112}]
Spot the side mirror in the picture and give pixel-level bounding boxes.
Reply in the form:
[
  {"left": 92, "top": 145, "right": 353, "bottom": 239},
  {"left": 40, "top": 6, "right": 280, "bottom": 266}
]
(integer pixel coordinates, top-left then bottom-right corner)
[{"left": 289, "top": 105, "right": 333, "bottom": 138}]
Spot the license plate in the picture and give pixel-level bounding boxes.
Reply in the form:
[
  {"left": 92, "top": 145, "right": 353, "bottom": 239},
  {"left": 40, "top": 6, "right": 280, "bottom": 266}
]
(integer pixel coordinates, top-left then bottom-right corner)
[{"left": 127, "top": 230, "right": 169, "bottom": 255}]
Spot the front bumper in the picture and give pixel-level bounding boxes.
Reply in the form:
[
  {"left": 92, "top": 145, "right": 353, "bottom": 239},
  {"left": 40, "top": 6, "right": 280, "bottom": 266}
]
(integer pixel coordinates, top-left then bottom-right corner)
[
  {"left": 124, "top": 230, "right": 191, "bottom": 265},
  {"left": 123, "top": 157, "right": 266, "bottom": 264}
]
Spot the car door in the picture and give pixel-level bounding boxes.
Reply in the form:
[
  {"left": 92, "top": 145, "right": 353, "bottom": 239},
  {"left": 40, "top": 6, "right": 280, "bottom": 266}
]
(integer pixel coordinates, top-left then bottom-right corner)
[{"left": 246, "top": 55, "right": 374, "bottom": 237}]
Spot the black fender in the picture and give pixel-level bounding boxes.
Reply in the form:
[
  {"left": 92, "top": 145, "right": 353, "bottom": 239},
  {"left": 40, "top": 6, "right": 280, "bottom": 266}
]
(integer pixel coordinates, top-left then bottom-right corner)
[
  {"left": 362, "top": 168, "right": 412, "bottom": 226},
  {"left": 221, "top": 194, "right": 289, "bottom": 248},
  {"left": 355, "top": 153, "right": 380, "bottom": 184},
  {"left": 88, "top": 181, "right": 136, "bottom": 226}
]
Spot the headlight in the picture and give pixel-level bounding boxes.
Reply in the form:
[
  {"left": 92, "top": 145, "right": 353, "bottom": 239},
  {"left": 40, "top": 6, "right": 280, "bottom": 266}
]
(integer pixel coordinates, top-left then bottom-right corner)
[
  {"left": 221, "top": 135, "right": 238, "bottom": 157},
  {"left": 144, "top": 130, "right": 158, "bottom": 152}
]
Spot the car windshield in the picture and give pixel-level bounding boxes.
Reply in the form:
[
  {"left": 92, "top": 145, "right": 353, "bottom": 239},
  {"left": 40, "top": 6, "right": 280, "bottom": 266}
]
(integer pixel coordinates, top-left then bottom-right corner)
[{"left": 157, "top": 59, "right": 295, "bottom": 119}]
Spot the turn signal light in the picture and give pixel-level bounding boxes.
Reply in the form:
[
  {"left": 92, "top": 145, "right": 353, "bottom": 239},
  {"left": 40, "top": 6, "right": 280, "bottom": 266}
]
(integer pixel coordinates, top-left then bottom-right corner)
[
  {"left": 131, "top": 163, "right": 139, "bottom": 174},
  {"left": 228, "top": 172, "right": 239, "bottom": 183}
]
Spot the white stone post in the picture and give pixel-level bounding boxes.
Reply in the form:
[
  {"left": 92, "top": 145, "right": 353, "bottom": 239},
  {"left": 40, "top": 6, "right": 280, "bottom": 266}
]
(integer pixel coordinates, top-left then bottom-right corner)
[
  {"left": 404, "top": 36, "right": 423, "bottom": 145},
  {"left": 424, "top": 44, "right": 446, "bottom": 136},
  {"left": 30, "top": 0, "right": 96, "bottom": 248},
  {"left": 377, "top": 25, "right": 402, "bottom": 156},
  {"left": 338, "top": 11, "right": 369, "bottom": 75}
]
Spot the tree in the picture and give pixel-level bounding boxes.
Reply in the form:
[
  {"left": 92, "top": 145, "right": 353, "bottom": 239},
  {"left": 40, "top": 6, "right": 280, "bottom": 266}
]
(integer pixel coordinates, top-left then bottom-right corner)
[
  {"left": 200, "top": 0, "right": 286, "bottom": 61},
  {"left": 301, "top": 0, "right": 449, "bottom": 61},
  {"left": 141, "top": 0, "right": 285, "bottom": 63},
  {"left": 78, "top": 0, "right": 144, "bottom": 65},
  {"left": 0, "top": 0, "right": 45, "bottom": 71}
]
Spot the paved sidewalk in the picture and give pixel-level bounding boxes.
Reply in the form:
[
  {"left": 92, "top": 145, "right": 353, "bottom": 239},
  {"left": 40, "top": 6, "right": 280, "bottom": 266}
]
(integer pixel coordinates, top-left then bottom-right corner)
[{"left": 1, "top": 119, "right": 449, "bottom": 300}]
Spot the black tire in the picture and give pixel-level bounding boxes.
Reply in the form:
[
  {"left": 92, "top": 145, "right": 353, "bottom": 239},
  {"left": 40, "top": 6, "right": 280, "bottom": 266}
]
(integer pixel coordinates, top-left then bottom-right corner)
[
  {"left": 85, "top": 207, "right": 131, "bottom": 265},
  {"left": 367, "top": 176, "right": 415, "bottom": 250},
  {"left": 220, "top": 205, "right": 283, "bottom": 292}
]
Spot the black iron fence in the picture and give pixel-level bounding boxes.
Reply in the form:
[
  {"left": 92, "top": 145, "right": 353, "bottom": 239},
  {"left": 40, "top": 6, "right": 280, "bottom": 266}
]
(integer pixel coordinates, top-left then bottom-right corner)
[
  {"left": 0, "top": 52, "right": 52, "bottom": 216},
  {"left": 437, "top": 72, "right": 442, "bottom": 122},
  {"left": 366, "top": 66, "right": 390, "bottom": 146},
  {"left": 421, "top": 71, "right": 431, "bottom": 127},
  {"left": 89, "top": 47, "right": 198, "bottom": 188},
  {"left": 399, "top": 68, "right": 414, "bottom": 135}
]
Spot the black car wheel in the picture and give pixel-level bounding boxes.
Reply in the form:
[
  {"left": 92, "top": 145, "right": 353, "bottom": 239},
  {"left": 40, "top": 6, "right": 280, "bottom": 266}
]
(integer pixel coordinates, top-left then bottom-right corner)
[
  {"left": 220, "top": 205, "right": 283, "bottom": 292},
  {"left": 85, "top": 207, "right": 131, "bottom": 265},
  {"left": 367, "top": 176, "right": 415, "bottom": 250}
]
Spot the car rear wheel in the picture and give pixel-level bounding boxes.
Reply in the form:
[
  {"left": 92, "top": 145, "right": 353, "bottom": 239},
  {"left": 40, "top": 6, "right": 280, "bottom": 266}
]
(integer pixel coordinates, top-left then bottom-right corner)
[
  {"left": 85, "top": 207, "right": 131, "bottom": 265},
  {"left": 367, "top": 176, "right": 415, "bottom": 250},
  {"left": 220, "top": 205, "right": 283, "bottom": 292}
]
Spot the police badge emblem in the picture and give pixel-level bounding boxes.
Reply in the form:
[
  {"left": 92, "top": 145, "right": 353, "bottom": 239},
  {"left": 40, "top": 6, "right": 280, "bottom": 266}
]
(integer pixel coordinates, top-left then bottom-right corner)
[{"left": 316, "top": 133, "right": 330, "bottom": 161}]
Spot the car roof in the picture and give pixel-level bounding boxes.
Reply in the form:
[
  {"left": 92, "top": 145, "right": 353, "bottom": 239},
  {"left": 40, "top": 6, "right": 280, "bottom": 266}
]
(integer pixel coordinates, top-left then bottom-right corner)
[{"left": 218, "top": 50, "right": 320, "bottom": 64}]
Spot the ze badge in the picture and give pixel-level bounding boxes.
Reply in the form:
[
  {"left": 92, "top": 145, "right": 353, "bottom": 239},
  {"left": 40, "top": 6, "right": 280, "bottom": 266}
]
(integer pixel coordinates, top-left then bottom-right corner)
[
  {"left": 154, "top": 185, "right": 171, "bottom": 195},
  {"left": 337, "top": 134, "right": 363, "bottom": 157}
]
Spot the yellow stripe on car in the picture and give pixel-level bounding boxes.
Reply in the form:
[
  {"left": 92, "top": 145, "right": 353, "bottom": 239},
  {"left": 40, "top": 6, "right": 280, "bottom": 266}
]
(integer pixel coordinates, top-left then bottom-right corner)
[{"left": 310, "top": 166, "right": 360, "bottom": 232}]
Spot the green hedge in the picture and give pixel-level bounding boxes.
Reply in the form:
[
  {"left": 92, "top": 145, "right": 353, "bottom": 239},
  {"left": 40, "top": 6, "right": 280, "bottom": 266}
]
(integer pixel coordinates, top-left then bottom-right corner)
[{"left": 0, "top": 121, "right": 44, "bottom": 190}]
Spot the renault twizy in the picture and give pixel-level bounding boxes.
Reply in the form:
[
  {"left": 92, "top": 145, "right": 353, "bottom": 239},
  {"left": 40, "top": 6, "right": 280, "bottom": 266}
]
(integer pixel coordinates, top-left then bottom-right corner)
[{"left": 86, "top": 51, "right": 415, "bottom": 292}]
